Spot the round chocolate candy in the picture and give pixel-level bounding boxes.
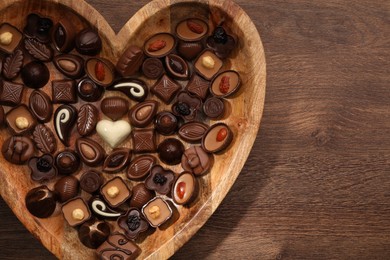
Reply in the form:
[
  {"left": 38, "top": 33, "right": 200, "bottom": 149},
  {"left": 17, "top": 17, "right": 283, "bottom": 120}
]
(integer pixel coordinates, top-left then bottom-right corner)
[
  {"left": 28, "top": 154, "right": 57, "bottom": 182},
  {"left": 54, "top": 175, "right": 80, "bottom": 202},
  {"left": 25, "top": 185, "right": 57, "bottom": 218},
  {"left": 172, "top": 171, "right": 198, "bottom": 205},
  {"left": 21, "top": 61, "right": 50, "bottom": 89},
  {"left": 80, "top": 171, "right": 103, "bottom": 194},
  {"left": 142, "top": 58, "right": 164, "bottom": 79},
  {"left": 77, "top": 78, "right": 104, "bottom": 102},
  {"left": 78, "top": 219, "right": 110, "bottom": 249},
  {"left": 75, "top": 28, "right": 102, "bottom": 56},
  {"left": 210, "top": 70, "right": 241, "bottom": 98},
  {"left": 154, "top": 111, "right": 179, "bottom": 136},
  {"left": 2, "top": 136, "right": 35, "bottom": 164},
  {"left": 201, "top": 123, "right": 233, "bottom": 153},
  {"left": 157, "top": 138, "right": 185, "bottom": 165},
  {"left": 55, "top": 150, "right": 80, "bottom": 175}
]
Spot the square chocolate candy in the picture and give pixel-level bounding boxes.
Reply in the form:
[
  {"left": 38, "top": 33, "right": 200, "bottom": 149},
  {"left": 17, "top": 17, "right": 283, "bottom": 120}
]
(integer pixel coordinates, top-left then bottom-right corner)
[
  {"left": 97, "top": 233, "right": 141, "bottom": 260},
  {"left": 0, "top": 23, "right": 23, "bottom": 54},
  {"left": 52, "top": 79, "right": 77, "bottom": 103},
  {"left": 131, "top": 128, "right": 156, "bottom": 153},
  {"left": 61, "top": 197, "right": 91, "bottom": 227},
  {"left": 0, "top": 80, "right": 24, "bottom": 106}
]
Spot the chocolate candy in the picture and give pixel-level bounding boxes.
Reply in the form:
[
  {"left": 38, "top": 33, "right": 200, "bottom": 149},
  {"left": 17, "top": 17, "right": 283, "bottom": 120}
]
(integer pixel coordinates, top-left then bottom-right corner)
[
  {"left": 61, "top": 197, "right": 91, "bottom": 227},
  {"left": 25, "top": 185, "right": 57, "bottom": 218},
  {"left": 24, "top": 38, "right": 53, "bottom": 62},
  {"left": 129, "top": 183, "right": 155, "bottom": 209},
  {"left": 54, "top": 104, "right": 77, "bottom": 147},
  {"left": 131, "top": 128, "right": 156, "bottom": 153},
  {"left": 210, "top": 70, "right": 241, "bottom": 97},
  {"left": 142, "top": 58, "right": 164, "bottom": 79},
  {"left": 178, "top": 121, "right": 208, "bottom": 143},
  {"left": 154, "top": 111, "right": 178, "bottom": 136},
  {"left": 0, "top": 106, "right": 4, "bottom": 126},
  {"left": 100, "top": 177, "right": 132, "bottom": 208},
  {"left": 54, "top": 175, "right": 79, "bottom": 202},
  {"left": 77, "top": 104, "right": 99, "bottom": 136},
  {"left": 142, "top": 197, "right": 173, "bottom": 228},
  {"left": 29, "top": 90, "right": 53, "bottom": 123},
  {"left": 175, "top": 18, "right": 208, "bottom": 42},
  {"left": 28, "top": 154, "right": 57, "bottom": 182},
  {"left": 77, "top": 78, "right": 104, "bottom": 102},
  {"left": 55, "top": 149, "right": 80, "bottom": 175},
  {"left": 127, "top": 155, "right": 156, "bottom": 181},
  {"left": 80, "top": 171, "right": 103, "bottom": 194},
  {"left": 96, "top": 119, "right": 132, "bottom": 148},
  {"left": 24, "top": 13, "right": 53, "bottom": 43},
  {"left": 151, "top": 74, "right": 181, "bottom": 104},
  {"left": 21, "top": 61, "right": 50, "bottom": 89},
  {"left": 128, "top": 100, "right": 158, "bottom": 128},
  {"left": 201, "top": 122, "right": 233, "bottom": 153},
  {"left": 0, "top": 80, "right": 24, "bottom": 106},
  {"left": 181, "top": 146, "right": 212, "bottom": 176},
  {"left": 0, "top": 23, "right": 23, "bottom": 54},
  {"left": 2, "top": 49, "right": 23, "bottom": 80},
  {"left": 75, "top": 28, "right": 102, "bottom": 56},
  {"left": 100, "top": 97, "right": 129, "bottom": 121},
  {"left": 89, "top": 196, "right": 123, "bottom": 219},
  {"left": 52, "top": 79, "right": 77, "bottom": 103},
  {"left": 116, "top": 45, "right": 144, "bottom": 77},
  {"left": 144, "top": 32, "right": 176, "bottom": 58},
  {"left": 157, "top": 138, "right": 185, "bottom": 165},
  {"left": 206, "top": 26, "right": 237, "bottom": 59},
  {"left": 203, "top": 97, "right": 225, "bottom": 119},
  {"left": 118, "top": 208, "right": 149, "bottom": 240},
  {"left": 2, "top": 136, "right": 35, "bottom": 164},
  {"left": 194, "top": 49, "right": 223, "bottom": 80},
  {"left": 145, "top": 165, "right": 175, "bottom": 195},
  {"left": 32, "top": 124, "right": 57, "bottom": 154},
  {"left": 85, "top": 57, "right": 115, "bottom": 87},
  {"left": 53, "top": 54, "right": 85, "bottom": 79},
  {"left": 177, "top": 41, "right": 204, "bottom": 61},
  {"left": 52, "top": 18, "right": 76, "bottom": 53},
  {"left": 108, "top": 78, "right": 148, "bottom": 102},
  {"left": 78, "top": 219, "right": 110, "bottom": 249},
  {"left": 165, "top": 54, "right": 189, "bottom": 80},
  {"left": 171, "top": 91, "right": 202, "bottom": 121},
  {"left": 5, "top": 105, "right": 37, "bottom": 135},
  {"left": 76, "top": 137, "right": 106, "bottom": 167},
  {"left": 103, "top": 148, "right": 131, "bottom": 173},
  {"left": 186, "top": 73, "right": 210, "bottom": 100},
  {"left": 172, "top": 171, "right": 198, "bottom": 205},
  {"left": 97, "top": 233, "right": 141, "bottom": 260}
]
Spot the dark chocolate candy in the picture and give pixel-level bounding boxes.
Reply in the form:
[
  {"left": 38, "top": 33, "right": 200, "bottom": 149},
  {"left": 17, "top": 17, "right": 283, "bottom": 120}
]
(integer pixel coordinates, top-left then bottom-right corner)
[
  {"left": 151, "top": 74, "right": 181, "bottom": 104},
  {"left": 53, "top": 54, "right": 85, "bottom": 79},
  {"left": 100, "top": 177, "right": 132, "bottom": 208},
  {"left": 154, "top": 111, "right": 179, "bottom": 136},
  {"left": 103, "top": 148, "right": 131, "bottom": 173},
  {"left": 157, "top": 138, "right": 185, "bottom": 165},
  {"left": 0, "top": 80, "right": 24, "bottom": 106},
  {"left": 144, "top": 32, "right": 177, "bottom": 58},
  {"left": 181, "top": 146, "right": 212, "bottom": 176},
  {"left": 171, "top": 91, "right": 202, "bottom": 121},
  {"left": 194, "top": 49, "right": 223, "bottom": 80},
  {"left": 0, "top": 23, "right": 23, "bottom": 54},
  {"left": 97, "top": 233, "right": 141, "bottom": 260},
  {"left": 172, "top": 171, "right": 198, "bottom": 205},
  {"left": 28, "top": 154, "right": 57, "bottom": 182},
  {"left": 75, "top": 28, "right": 102, "bottom": 56},
  {"left": 142, "top": 196, "right": 173, "bottom": 228},
  {"left": 24, "top": 13, "right": 53, "bottom": 43},
  {"left": 52, "top": 79, "right": 77, "bottom": 104},
  {"left": 186, "top": 73, "right": 210, "bottom": 100},
  {"left": 54, "top": 104, "right": 77, "bottom": 147},
  {"left": 61, "top": 197, "right": 91, "bottom": 227},
  {"left": 52, "top": 18, "right": 76, "bottom": 53},
  {"left": 76, "top": 137, "right": 106, "bottom": 167},
  {"left": 127, "top": 155, "right": 156, "bottom": 181},
  {"left": 54, "top": 175, "right": 79, "bottom": 202},
  {"left": 29, "top": 90, "right": 53, "bottom": 123},
  {"left": 85, "top": 57, "right": 115, "bottom": 87},
  {"left": 177, "top": 40, "right": 204, "bottom": 61},
  {"left": 78, "top": 219, "right": 110, "bottom": 249},
  {"left": 210, "top": 70, "right": 241, "bottom": 97},
  {"left": 25, "top": 185, "right": 57, "bottom": 218},
  {"left": 131, "top": 129, "right": 156, "bottom": 153},
  {"left": 80, "top": 171, "right": 103, "bottom": 194},
  {"left": 178, "top": 121, "right": 208, "bottom": 143},
  {"left": 129, "top": 183, "right": 155, "bottom": 209},
  {"left": 5, "top": 105, "right": 37, "bottom": 135},
  {"left": 203, "top": 96, "right": 225, "bottom": 119},
  {"left": 32, "top": 124, "right": 57, "bottom": 154},
  {"left": 21, "top": 61, "right": 50, "bottom": 89},
  {"left": 55, "top": 149, "right": 80, "bottom": 175},
  {"left": 201, "top": 122, "right": 233, "bottom": 153},
  {"left": 128, "top": 100, "right": 158, "bottom": 128},
  {"left": 100, "top": 97, "right": 129, "bottom": 121},
  {"left": 89, "top": 196, "right": 123, "bottom": 219},
  {"left": 145, "top": 165, "right": 175, "bottom": 195},
  {"left": 2, "top": 49, "right": 23, "bottom": 80},
  {"left": 118, "top": 208, "right": 149, "bottom": 240},
  {"left": 206, "top": 26, "right": 237, "bottom": 59},
  {"left": 165, "top": 54, "right": 189, "bottom": 80},
  {"left": 2, "top": 136, "right": 35, "bottom": 164},
  {"left": 107, "top": 78, "right": 148, "bottom": 102},
  {"left": 24, "top": 38, "right": 53, "bottom": 62},
  {"left": 175, "top": 18, "right": 209, "bottom": 42},
  {"left": 77, "top": 78, "right": 103, "bottom": 102},
  {"left": 142, "top": 58, "right": 164, "bottom": 79},
  {"left": 0, "top": 106, "right": 4, "bottom": 126},
  {"left": 116, "top": 45, "right": 144, "bottom": 77},
  {"left": 77, "top": 104, "right": 98, "bottom": 136}
]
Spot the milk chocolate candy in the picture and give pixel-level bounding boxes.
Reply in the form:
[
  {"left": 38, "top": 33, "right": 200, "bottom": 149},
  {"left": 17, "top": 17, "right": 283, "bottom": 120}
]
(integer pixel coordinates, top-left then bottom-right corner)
[
  {"left": 108, "top": 78, "right": 148, "bottom": 102},
  {"left": 181, "top": 146, "right": 212, "bottom": 176},
  {"left": 128, "top": 100, "right": 158, "bottom": 128},
  {"left": 203, "top": 97, "right": 225, "bottom": 119},
  {"left": 116, "top": 45, "right": 144, "bottom": 77},
  {"left": 186, "top": 73, "right": 210, "bottom": 100},
  {"left": 76, "top": 137, "right": 106, "bottom": 167},
  {"left": 154, "top": 111, "right": 178, "bottom": 136},
  {"left": 142, "top": 58, "right": 164, "bottom": 79},
  {"left": 52, "top": 79, "right": 77, "bottom": 104},
  {"left": 24, "top": 38, "right": 53, "bottom": 62},
  {"left": 75, "top": 28, "right": 102, "bottom": 56},
  {"left": 25, "top": 185, "right": 57, "bottom": 218},
  {"left": 0, "top": 23, "right": 23, "bottom": 54},
  {"left": 2, "top": 136, "right": 35, "bottom": 164},
  {"left": 2, "top": 49, "right": 23, "bottom": 80},
  {"left": 0, "top": 80, "right": 24, "bottom": 106},
  {"left": 61, "top": 197, "right": 91, "bottom": 227},
  {"left": 145, "top": 165, "right": 175, "bottom": 195},
  {"left": 29, "top": 90, "right": 53, "bottom": 123},
  {"left": 210, "top": 70, "right": 241, "bottom": 98},
  {"left": 100, "top": 177, "right": 132, "bottom": 208},
  {"left": 172, "top": 171, "right": 198, "bottom": 205},
  {"left": 5, "top": 105, "right": 37, "bottom": 135},
  {"left": 97, "top": 233, "right": 141, "bottom": 260},
  {"left": 142, "top": 197, "right": 173, "bottom": 228},
  {"left": 177, "top": 40, "right": 204, "bottom": 61},
  {"left": 144, "top": 32, "right": 176, "bottom": 58},
  {"left": 194, "top": 49, "right": 223, "bottom": 80},
  {"left": 101, "top": 97, "right": 129, "bottom": 121},
  {"left": 78, "top": 219, "right": 110, "bottom": 249},
  {"left": 178, "top": 121, "right": 208, "bottom": 143},
  {"left": 32, "top": 124, "right": 57, "bottom": 154},
  {"left": 157, "top": 138, "right": 185, "bottom": 165},
  {"left": 129, "top": 183, "right": 155, "bottom": 209},
  {"left": 77, "top": 104, "right": 99, "bottom": 136},
  {"left": 85, "top": 57, "right": 115, "bottom": 87},
  {"left": 24, "top": 13, "right": 53, "bottom": 43},
  {"left": 54, "top": 175, "right": 79, "bottom": 202},
  {"left": 52, "top": 18, "right": 76, "bottom": 53},
  {"left": 127, "top": 155, "right": 156, "bottom": 181},
  {"left": 201, "top": 122, "right": 233, "bottom": 153},
  {"left": 54, "top": 104, "right": 77, "bottom": 147},
  {"left": 28, "top": 154, "right": 57, "bottom": 182},
  {"left": 151, "top": 74, "right": 181, "bottom": 104},
  {"left": 77, "top": 78, "right": 104, "bottom": 102},
  {"left": 55, "top": 149, "right": 80, "bottom": 175},
  {"left": 80, "top": 171, "right": 103, "bottom": 194},
  {"left": 175, "top": 18, "right": 209, "bottom": 42},
  {"left": 118, "top": 208, "right": 149, "bottom": 240},
  {"left": 21, "top": 61, "right": 50, "bottom": 89},
  {"left": 171, "top": 91, "right": 202, "bottom": 121},
  {"left": 53, "top": 54, "right": 85, "bottom": 79},
  {"left": 131, "top": 129, "right": 156, "bottom": 153}
]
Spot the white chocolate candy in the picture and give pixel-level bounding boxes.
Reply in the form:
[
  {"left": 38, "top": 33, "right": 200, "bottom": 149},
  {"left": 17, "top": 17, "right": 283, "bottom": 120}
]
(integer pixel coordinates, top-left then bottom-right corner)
[
  {"left": 114, "top": 82, "right": 145, "bottom": 98},
  {"left": 96, "top": 119, "right": 131, "bottom": 148},
  {"left": 91, "top": 199, "right": 121, "bottom": 218}
]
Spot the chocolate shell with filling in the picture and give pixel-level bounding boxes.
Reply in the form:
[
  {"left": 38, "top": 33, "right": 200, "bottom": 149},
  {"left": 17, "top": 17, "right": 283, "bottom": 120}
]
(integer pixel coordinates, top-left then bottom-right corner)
[
  {"left": 172, "top": 171, "right": 198, "bottom": 205},
  {"left": 165, "top": 54, "right": 189, "bottom": 80},
  {"left": 103, "top": 148, "right": 131, "bottom": 173},
  {"left": 53, "top": 54, "right": 85, "bottom": 79},
  {"left": 128, "top": 100, "right": 158, "bottom": 128},
  {"left": 76, "top": 137, "right": 106, "bottom": 167},
  {"left": 201, "top": 123, "right": 233, "bottom": 153}
]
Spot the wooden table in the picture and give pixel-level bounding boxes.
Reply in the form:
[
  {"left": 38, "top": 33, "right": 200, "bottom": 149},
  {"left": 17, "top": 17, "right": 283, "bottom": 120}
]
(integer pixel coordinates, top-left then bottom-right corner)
[{"left": 1, "top": 0, "right": 389, "bottom": 259}]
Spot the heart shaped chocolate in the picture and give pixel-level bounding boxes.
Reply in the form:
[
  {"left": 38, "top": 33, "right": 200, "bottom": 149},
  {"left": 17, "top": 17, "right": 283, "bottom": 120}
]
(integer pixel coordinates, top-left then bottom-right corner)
[{"left": 0, "top": 0, "right": 265, "bottom": 259}]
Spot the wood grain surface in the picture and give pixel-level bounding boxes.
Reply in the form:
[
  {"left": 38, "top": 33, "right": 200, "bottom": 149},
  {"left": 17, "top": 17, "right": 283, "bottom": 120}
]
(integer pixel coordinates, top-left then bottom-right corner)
[{"left": 1, "top": 0, "right": 389, "bottom": 259}]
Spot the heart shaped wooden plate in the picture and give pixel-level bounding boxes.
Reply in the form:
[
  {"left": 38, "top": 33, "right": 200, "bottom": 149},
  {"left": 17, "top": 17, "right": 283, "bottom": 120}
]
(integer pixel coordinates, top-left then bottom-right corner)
[{"left": 0, "top": 0, "right": 265, "bottom": 259}]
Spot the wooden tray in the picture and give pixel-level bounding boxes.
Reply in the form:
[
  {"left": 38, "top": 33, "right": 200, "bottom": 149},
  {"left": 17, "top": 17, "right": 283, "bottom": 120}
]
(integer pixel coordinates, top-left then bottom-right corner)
[{"left": 0, "top": 0, "right": 266, "bottom": 259}]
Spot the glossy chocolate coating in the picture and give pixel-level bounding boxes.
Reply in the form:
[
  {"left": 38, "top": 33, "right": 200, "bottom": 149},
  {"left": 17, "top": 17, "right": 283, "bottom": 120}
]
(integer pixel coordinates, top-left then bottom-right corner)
[
  {"left": 0, "top": 23, "right": 23, "bottom": 54},
  {"left": 151, "top": 74, "right": 181, "bottom": 104},
  {"left": 0, "top": 80, "right": 24, "bottom": 106},
  {"left": 201, "top": 122, "right": 233, "bottom": 153},
  {"left": 194, "top": 49, "right": 223, "bottom": 80},
  {"left": 25, "top": 185, "right": 57, "bottom": 218},
  {"left": 127, "top": 155, "right": 156, "bottom": 181},
  {"left": 210, "top": 70, "right": 241, "bottom": 97},
  {"left": 52, "top": 79, "right": 77, "bottom": 104},
  {"left": 54, "top": 175, "right": 79, "bottom": 202},
  {"left": 157, "top": 138, "right": 185, "bottom": 165},
  {"left": 78, "top": 219, "right": 110, "bottom": 249},
  {"left": 54, "top": 104, "right": 77, "bottom": 147},
  {"left": 53, "top": 54, "right": 85, "bottom": 79},
  {"left": 145, "top": 165, "right": 175, "bottom": 195},
  {"left": 75, "top": 28, "right": 102, "bottom": 56},
  {"left": 2, "top": 49, "right": 24, "bottom": 80},
  {"left": 206, "top": 26, "right": 237, "bottom": 59},
  {"left": 172, "top": 171, "right": 198, "bottom": 205},
  {"left": 77, "top": 104, "right": 99, "bottom": 136},
  {"left": 154, "top": 111, "right": 179, "bottom": 136},
  {"left": 77, "top": 78, "right": 104, "bottom": 102},
  {"left": 103, "top": 148, "right": 131, "bottom": 173},
  {"left": 100, "top": 97, "right": 129, "bottom": 121},
  {"left": 2, "top": 136, "right": 35, "bottom": 164},
  {"left": 61, "top": 197, "right": 91, "bottom": 227},
  {"left": 28, "top": 154, "right": 57, "bottom": 182},
  {"left": 89, "top": 196, "right": 123, "bottom": 219},
  {"left": 23, "top": 13, "right": 53, "bottom": 43},
  {"left": 55, "top": 149, "right": 80, "bottom": 175},
  {"left": 144, "top": 32, "right": 177, "bottom": 58},
  {"left": 142, "top": 197, "right": 173, "bottom": 228},
  {"left": 175, "top": 18, "right": 208, "bottom": 42},
  {"left": 177, "top": 40, "right": 204, "bottom": 61},
  {"left": 100, "top": 177, "right": 132, "bottom": 208},
  {"left": 142, "top": 58, "right": 164, "bottom": 79},
  {"left": 24, "top": 38, "right": 53, "bottom": 62},
  {"left": 29, "top": 90, "right": 53, "bottom": 123},
  {"left": 85, "top": 57, "right": 115, "bottom": 87},
  {"left": 76, "top": 137, "right": 106, "bottom": 167},
  {"left": 97, "top": 233, "right": 141, "bottom": 260},
  {"left": 80, "top": 171, "right": 103, "bottom": 194},
  {"left": 129, "top": 183, "right": 156, "bottom": 209},
  {"left": 118, "top": 208, "right": 149, "bottom": 240},
  {"left": 203, "top": 97, "right": 225, "bottom": 119},
  {"left": 21, "top": 61, "right": 50, "bottom": 89},
  {"left": 116, "top": 45, "right": 144, "bottom": 77},
  {"left": 107, "top": 78, "right": 148, "bottom": 102},
  {"left": 131, "top": 128, "right": 156, "bottom": 153},
  {"left": 0, "top": 106, "right": 4, "bottom": 126},
  {"left": 5, "top": 105, "right": 37, "bottom": 135},
  {"left": 32, "top": 124, "right": 57, "bottom": 154},
  {"left": 128, "top": 100, "right": 158, "bottom": 128},
  {"left": 165, "top": 54, "right": 189, "bottom": 80},
  {"left": 178, "top": 121, "right": 208, "bottom": 143},
  {"left": 181, "top": 146, "right": 212, "bottom": 176},
  {"left": 186, "top": 73, "right": 210, "bottom": 100},
  {"left": 171, "top": 91, "right": 202, "bottom": 121},
  {"left": 52, "top": 18, "right": 76, "bottom": 53}
]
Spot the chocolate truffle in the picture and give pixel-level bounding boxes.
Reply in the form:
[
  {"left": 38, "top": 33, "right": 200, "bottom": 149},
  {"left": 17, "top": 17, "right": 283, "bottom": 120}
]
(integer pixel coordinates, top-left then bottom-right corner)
[
  {"left": 172, "top": 171, "right": 198, "bottom": 205},
  {"left": 2, "top": 136, "right": 35, "bottom": 164},
  {"left": 154, "top": 111, "right": 179, "bottom": 136},
  {"left": 131, "top": 128, "right": 156, "bottom": 153},
  {"left": 128, "top": 100, "right": 158, "bottom": 128},
  {"left": 129, "top": 183, "right": 156, "bottom": 209},
  {"left": 54, "top": 175, "right": 79, "bottom": 202},
  {"left": 78, "top": 219, "right": 110, "bottom": 249},
  {"left": 80, "top": 171, "right": 103, "bottom": 194},
  {"left": 103, "top": 148, "right": 131, "bottom": 173},
  {"left": 101, "top": 97, "right": 129, "bottom": 121},
  {"left": 97, "top": 233, "right": 141, "bottom": 260},
  {"left": 181, "top": 146, "right": 212, "bottom": 176},
  {"left": 201, "top": 122, "right": 233, "bottom": 153},
  {"left": 21, "top": 61, "right": 50, "bottom": 89},
  {"left": 210, "top": 70, "right": 241, "bottom": 97},
  {"left": 89, "top": 196, "right": 123, "bottom": 219},
  {"left": 157, "top": 138, "right": 185, "bottom": 165},
  {"left": 142, "top": 58, "right": 164, "bottom": 79},
  {"left": 107, "top": 78, "right": 148, "bottom": 102},
  {"left": 23, "top": 13, "right": 53, "bottom": 43},
  {"left": 52, "top": 18, "right": 76, "bottom": 53},
  {"left": 28, "top": 154, "right": 57, "bottom": 182},
  {"left": 171, "top": 91, "right": 202, "bottom": 121},
  {"left": 25, "top": 185, "right": 57, "bottom": 218},
  {"left": 54, "top": 104, "right": 77, "bottom": 147},
  {"left": 76, "top": 137, "right": 106, "bottom": 167},
  {"left": 178, "top": 122, "right": 209, "bottom": 143},
  {"left": 85, "top": 57, "right": 115, "bottom": 87},
  {"left": 194, "top": 49, "right": 223, "bottom": 80},
  {"left": 175, "top": 18, "right": 209, "bottom": 42},
  {"left": 29, "top": 90, "right": 53, "bottom": 123},
  {"left": 5, "top": 105, "right": 37, "bottom": 135},
  {"left": 55, "top": 149, "right": 80, "bottom": 175},
  {"left": 203, "top": 97, "right": 225, "bottom": 119},
  {"left": 53, "top": 54, "right": 85, "bottom": 79},
  {"left": 75, "top": 28, "right": 102, "bottom": 56},
  {"left": 127, "top": 155, "right": 156, "bottom": 181},
  {"left": 144, "top": 32, "right": 176, "bottom": 58},
  {"left": 142, "top": 197, "right": 173, "bottom": 228},
  {"left": 61, "top": 197, "right": 91, "bottom": 227},
  {"left": 0, "top": 23, "right": 23, "bottom": 54},
  {"left": 0, "top": 80, "right": 24, "bottom": 106},
  {"left": 118, "top": 208, "right": 149, "bottom": 240},
  {"left": 77, "top": 77, "right": 104, "bottom": 102},
  {"left": 165, "top": 54, "right": 189, "bottom": 80},
  {"left": 145, "top": 165, "right": 175, "bottom": 195},
  {"left": 151, "top": 74, "right": 181, "bottom": 104},
  {"left": 100, "top": 177, "right": 132, "bottom": 208},
  {"left": 2, "top": 49, "right": 23, "bottom": 80},
  {"left": 116, "top": 45, "right": 144, "bottom": 77}
]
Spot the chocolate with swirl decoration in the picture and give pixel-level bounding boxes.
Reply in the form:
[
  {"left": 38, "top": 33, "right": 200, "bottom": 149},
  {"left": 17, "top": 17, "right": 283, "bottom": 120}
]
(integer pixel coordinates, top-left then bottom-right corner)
[
  {"left": 89, "top": 196, "right": 123, "bottom": 219},
  {"left": 97, "top": 233, "right": 141, "bottom": 260},
  {"left": 107, "top": 78, "right": 148, "bottom": 102},
  {"left": 54, "top": 104, "right": 77, "bottom": 147}
]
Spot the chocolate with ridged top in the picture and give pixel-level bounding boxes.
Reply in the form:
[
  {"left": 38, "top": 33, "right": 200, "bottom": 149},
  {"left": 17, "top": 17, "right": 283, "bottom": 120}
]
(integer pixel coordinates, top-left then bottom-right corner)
[
  {"left": 151, "top": 74, "right": 181, "bottom": 104},
  {"left": 29, "top": 90, "right": 53, "bottom": 123},
  {"left": 203, "top": 97, "right": 225, "bottom": 119},
  {"left": 116, "top": 45, "right": 144, "bottom": 77},
  {"left": 129, "top": 183, "right": 155, "bottom": 209},
  {"left": 127, "top": 155, "right": 156, "bottom": 181},
  {"left": 0, "top": 80, "right": 24, "bottom": 106},
  {"left": 54, "top": 175, "right": 79, "bottom": 202},
  {"left": 100, "top": 97, "right": 129, "bottom": 121}
]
